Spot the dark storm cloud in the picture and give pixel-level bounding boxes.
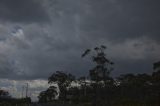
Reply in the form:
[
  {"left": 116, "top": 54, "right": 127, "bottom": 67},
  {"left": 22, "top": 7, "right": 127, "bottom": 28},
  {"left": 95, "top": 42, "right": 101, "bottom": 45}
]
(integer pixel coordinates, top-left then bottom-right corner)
[
  {"left": 81, "top": 0, "right": 160, "bottom": 42},
  {"left": 0, "top": 0, "right": 49, "bottom": 23},
  {"left": 111, "top": 58, "right": 155, "bottom": 77},
  {"left": 0, "top": 0, "right": 160, "bottom": 80},
  {"left": 0, "top": 0, "right": 159, "bottom": 100}
]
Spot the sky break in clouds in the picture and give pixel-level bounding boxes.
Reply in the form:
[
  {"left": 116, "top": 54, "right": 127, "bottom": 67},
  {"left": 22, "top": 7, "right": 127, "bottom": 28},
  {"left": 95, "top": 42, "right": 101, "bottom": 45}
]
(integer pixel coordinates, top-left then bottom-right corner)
[{"left": 0, "top": 0, "right": 160, "bottom": 101}]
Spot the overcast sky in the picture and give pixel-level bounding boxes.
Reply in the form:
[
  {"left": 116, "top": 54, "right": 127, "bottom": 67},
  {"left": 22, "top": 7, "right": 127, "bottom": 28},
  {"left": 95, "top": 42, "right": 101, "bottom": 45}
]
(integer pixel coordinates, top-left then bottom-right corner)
[{"left": 0, "top": 0, "right": 160, "bottom": 101}]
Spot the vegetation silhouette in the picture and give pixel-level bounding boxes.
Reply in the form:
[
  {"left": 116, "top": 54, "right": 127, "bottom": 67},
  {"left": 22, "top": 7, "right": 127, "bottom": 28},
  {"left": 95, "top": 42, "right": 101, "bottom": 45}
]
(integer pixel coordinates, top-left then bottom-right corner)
[
  {"left": 38, "top": 86, "right": 58, "bottom": 103},
  {"left": 0, "top": 45, "right": 160, "bottom": 106},
  {"left": 37, "top": 45, "right": 160, "bottom": 106},
  {"left": 48, "top": 71, "right": 75, "bottom": 102},
  {"left": 81, "top": 45, "right": 114, "bottom": 106}
]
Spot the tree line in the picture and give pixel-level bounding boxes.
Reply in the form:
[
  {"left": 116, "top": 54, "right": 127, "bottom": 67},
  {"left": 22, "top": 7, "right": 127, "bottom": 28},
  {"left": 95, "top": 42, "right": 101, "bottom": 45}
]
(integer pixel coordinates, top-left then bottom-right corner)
[{"left": 38, "top": 45, "right": 160, "bottom": 106}]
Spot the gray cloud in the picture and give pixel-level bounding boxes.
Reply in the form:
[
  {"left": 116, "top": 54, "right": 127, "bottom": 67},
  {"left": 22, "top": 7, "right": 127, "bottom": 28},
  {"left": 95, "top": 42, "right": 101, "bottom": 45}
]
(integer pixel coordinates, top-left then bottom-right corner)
[
  {"left": 0, "top": 0, "right": 159, "bottom": 80},
  {"left": 0, "top": 0, "right": 160, "bottom": 100},
  {"left": 81, "top": 0, "right": 160, "bottom": 42},
  {"left": 0, "top": 0, "right": 50, "bottom": 23}
]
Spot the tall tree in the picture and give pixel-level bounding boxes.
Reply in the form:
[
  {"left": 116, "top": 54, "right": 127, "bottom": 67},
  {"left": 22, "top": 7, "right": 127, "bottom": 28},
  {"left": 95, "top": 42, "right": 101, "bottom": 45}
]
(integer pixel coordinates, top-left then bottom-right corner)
[
  {"left": 82, "top": 45, "right": 114, "bottom": 106},
  {"left": 82, "top": 45, "right": 114, "bottom": 84}
]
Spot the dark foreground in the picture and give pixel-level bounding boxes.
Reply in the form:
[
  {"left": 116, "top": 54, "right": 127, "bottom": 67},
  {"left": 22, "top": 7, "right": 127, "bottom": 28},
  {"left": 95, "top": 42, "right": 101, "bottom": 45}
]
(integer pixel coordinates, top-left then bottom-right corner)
[
  {"left": 0, "top": 102, "right": 160, "bottom": 106},
  {"left": 30, "top": 103, "right": 160, "bottom": 106}
]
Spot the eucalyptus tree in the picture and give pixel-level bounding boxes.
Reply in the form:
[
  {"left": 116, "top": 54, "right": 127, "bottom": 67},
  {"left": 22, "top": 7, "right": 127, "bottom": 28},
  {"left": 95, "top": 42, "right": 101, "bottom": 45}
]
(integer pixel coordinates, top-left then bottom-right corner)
[
  {"left": 38, "top": 86, "right": 58, "bottom": 103},
  {"left": 46, "top": 86, "right": 58, "bottom": 102},
  {"left": 82, "top": 45, "right": 114, "bottom": 105},
  {"left": 82, "top": 45, "right": 114, "bottom": 85},
  {"left": 48, "top": 71, "right": 75, "bottom": 101}
]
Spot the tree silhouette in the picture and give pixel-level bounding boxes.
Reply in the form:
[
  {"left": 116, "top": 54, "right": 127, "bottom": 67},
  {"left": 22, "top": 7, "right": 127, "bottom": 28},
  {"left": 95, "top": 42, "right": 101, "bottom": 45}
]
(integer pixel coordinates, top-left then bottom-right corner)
[
  {"left": 46, "top": 86, "right": 58, "bottom": 101},
  {"left": 82, "top": 45, "right": 114, "bottom": 84},
  {"left": 36, "top": 48, "right": 160, "bottom": 106},
  {"left": 48, "top": 71, "right": 75, "bottom": 101},
  {"left": 0, "top": 89, "right": 9, "bottom": 97},
  {"left": 38, "top": 86, "right": 57, "bottom": 103},
  {"left": 82, "top": 45, "right": 114, "bottom": 106},
  {"left": 38, "top": 91, "right": 47, "bottom": 103}
]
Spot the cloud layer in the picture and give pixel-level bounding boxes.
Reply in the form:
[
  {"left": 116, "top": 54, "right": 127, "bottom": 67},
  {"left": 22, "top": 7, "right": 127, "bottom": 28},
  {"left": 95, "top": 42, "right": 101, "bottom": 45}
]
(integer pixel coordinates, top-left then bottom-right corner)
[
  {"left": 0, "top": 0, "right": 160, "bottom": 100},
  {"left": 0, "top": 0, "right": 49, "bottom": 23}
]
